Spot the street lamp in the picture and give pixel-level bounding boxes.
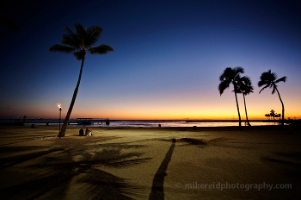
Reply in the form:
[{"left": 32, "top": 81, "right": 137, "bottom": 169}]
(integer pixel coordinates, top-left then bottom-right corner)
[{"left": 57, "top": 104, "right": 62, "bottom": 133}]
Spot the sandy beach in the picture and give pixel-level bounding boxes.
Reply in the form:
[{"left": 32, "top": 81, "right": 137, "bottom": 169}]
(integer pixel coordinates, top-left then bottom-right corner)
[{"left": 0, "top": 125, "right": 300, "bottom": 199}]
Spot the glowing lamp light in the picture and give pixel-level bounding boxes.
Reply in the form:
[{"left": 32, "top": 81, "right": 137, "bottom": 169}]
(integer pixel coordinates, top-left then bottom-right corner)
[{"left": 57, "top": 103, "right": 62, "bottom": 133}]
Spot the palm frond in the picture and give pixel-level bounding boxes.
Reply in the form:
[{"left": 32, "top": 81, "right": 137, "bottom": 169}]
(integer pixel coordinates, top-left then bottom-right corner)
[
  {"left": 49, "top": 44, "right": 75, "bottom": 53},
  {"left": 62, "top": 26, "right": 81, "bottom": 46},
  {"left": 234, "top": 73, "right": 242, "bottom": 82},
  {"left": 258, "top": 80, "right": 270, "bottom": 87},
  {"left": 74, "top": 50, "right": 86, "bottom": 60},
  {"left": 219, "top": 67, "right": 233, "bottom": 81},
  {"left": 63, "top": 25, "right": 75, "bottom": 35},
  {"left": 74, "top": 23, "right": 85, "bottom": 36},
  {"left": 218, "top": 80, "right": 230, "bottom": 95},
  {"left": 61, "top": 25, "right": 81, "bottom": 48},
  {"left": 243, "top": 87, "right": 252, "bottom": 94},
  {"left": 240, "top": 76, "right": 252, "bottom": 85},
  {"left": 85, "top": 25, "right": 103, "bottom": 46},
  {"left": 89, "top": 44, "right": 114, "bottom": 54},
  {"left": 233, "top": 88, "right": 241, "bottom": 94},
  {"left": 260, "top": 70, "right": 276, "bottom": 82},
  {"left": 233, "top": 66, "right": 244, "bottom": 75},
  {"left": 275, "top": 76, "right": 287, "bottom": 84},
  {"left": 238, "top": 76, "right": 253, "bottom": 95},
  {"left": 219, "top": 73, "right": 225, "bottom": 81},
  {"left": 61, "top": 33, "right": 81, "bottom": 49},
  {"left": 74, "top": 23, "right": 86, "bottom": 33},
  {"left": 259, "top": 84, "right": 270, "bottom": 93},
  {"left": 272, "top": 84, "right": 276, "bottom": 94},
  {"left": 74, "top": 23, "right": 87, "bottom": 48}
]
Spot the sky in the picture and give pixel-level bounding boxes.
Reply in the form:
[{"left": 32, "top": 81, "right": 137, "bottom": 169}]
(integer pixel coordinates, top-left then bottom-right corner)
[{"left": 0, "top": 0, "right": 301, "bottom": 120}]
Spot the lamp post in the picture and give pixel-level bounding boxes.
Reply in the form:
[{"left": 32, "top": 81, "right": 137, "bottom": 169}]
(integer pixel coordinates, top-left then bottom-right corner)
[{"left": 57, "top": 104, "right": 62, "bottom": 133}]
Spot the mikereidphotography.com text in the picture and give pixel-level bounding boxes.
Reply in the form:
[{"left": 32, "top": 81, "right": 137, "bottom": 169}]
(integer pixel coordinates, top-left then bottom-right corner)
[{"left": 175, "top": 182, "right": 292, "bottom": 191}]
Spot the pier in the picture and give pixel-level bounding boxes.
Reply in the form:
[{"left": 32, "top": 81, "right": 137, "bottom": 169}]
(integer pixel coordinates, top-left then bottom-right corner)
[{"left": 0, "top": 118, "right": 109, "bottom": 125}]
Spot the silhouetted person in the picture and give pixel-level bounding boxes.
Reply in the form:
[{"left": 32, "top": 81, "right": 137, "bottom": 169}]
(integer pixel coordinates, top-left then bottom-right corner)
[
  {"left": 85, "top": 128, "right": 92, "bottom": 136},
  {"left": 79, "top": 128, "right": 84, "bottom": 136}
]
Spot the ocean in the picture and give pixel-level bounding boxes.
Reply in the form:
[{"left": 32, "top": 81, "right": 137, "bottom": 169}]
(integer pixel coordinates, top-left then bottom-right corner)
[{"left": 18, "top": 120, "right": 278, "bottom": 128}]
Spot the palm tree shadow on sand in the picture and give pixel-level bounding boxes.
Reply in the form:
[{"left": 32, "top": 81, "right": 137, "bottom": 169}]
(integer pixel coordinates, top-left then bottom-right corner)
[
  {"left": 178, "top": 137, "right": 254, "bottom": 150},
  {"left": 0, "top": 146, "right": 64, "bottom": 170},
  {"left": 0, "top": 137, "right": 151, "bottom": 200},
  {"left": 149, "top": 138, "right": 176, "bottom": 200}
]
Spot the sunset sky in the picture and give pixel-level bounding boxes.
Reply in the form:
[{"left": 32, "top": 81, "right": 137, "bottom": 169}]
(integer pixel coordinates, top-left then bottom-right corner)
[{"left": 1, "top": 0, "right": 301, "bottom": 120}]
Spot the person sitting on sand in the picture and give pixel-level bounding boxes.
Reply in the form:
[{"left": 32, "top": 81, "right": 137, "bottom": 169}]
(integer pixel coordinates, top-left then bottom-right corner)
[
  {"left": 79, "top": 128, "right": 84, "bottom": 136},
  {"left": 85, "top": 128, "right": 92, "bottom": 136}
]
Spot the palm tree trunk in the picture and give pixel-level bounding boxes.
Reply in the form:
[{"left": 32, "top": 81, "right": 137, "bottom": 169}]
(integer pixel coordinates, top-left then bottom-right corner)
[
  {"left": 233, "top": 82, "right": 241, "bottom": 128},
  {"left": 234, "top": 92, "right": 242, "bottom": 128},
  {"left": 243, "top": 94, "right": 251, "bottom": 126},
  {"left": 275, "top": 87, "right": 285, "bottom": 126},
  {"left": 58, "top": 56, "right": 86, "bottom": 137}
]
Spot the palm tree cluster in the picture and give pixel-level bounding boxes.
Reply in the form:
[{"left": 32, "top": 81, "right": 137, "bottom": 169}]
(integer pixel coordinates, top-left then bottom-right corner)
[
  {"left": 219, "top": 67, "right": 286, "bottom": 128},
  {"left": 218, "top": 67, "right": 253, "bottom": 128},
  {"left": 265, "top": 109, "right": 281, "bottom": 121}
]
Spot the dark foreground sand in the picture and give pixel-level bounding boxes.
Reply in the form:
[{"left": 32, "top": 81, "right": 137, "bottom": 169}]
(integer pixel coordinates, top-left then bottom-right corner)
[{"left": 0, "top": 125, "right": 300, "bottom": 200}]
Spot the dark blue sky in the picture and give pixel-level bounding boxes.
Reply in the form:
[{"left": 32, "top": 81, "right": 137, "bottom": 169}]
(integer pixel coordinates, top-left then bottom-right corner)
[{"left": 1, "top": 0, "right": 300, "bottom": 119}]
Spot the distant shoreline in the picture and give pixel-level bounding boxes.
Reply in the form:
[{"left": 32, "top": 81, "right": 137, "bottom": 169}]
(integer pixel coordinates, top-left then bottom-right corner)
[
  {"left": 1, "top": 119, "right": 299, "bottom": 123},
  {"left": 1, "top": 119, "right": 300, "bottom": 129},
  {"left": 1, "top": 118, "right": 298, "bottom": 122}
]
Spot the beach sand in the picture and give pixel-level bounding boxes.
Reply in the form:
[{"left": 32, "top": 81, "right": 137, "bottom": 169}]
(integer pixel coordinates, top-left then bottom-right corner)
[{"left": 0, "top": 125, "right": 300, "bottom": 199}]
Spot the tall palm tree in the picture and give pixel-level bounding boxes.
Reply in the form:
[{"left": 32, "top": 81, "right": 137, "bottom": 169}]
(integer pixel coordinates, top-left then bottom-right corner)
[
  {"left": 49, "top": 23, "right": 113, "bottom": 137},
  {"left": 218, "top": 67, "right": 244, "bottom": 128},
  {"left": 237, "top": 76, "right": 253, "bottom": 126},
  {"left": 258, "top": 70, "right": 286, "bottom": 126}
]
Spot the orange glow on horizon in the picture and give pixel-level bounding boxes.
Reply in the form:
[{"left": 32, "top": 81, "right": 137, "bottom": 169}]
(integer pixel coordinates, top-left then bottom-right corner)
[
  {"left": 2, "top": 91, "right": 300, "bottom": 121},
  {"left": 3, "top": 109, "right": 300, "bottom": 120},
  {"left": 62, "top": 110, "right": 301, "bottom": 121}
]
